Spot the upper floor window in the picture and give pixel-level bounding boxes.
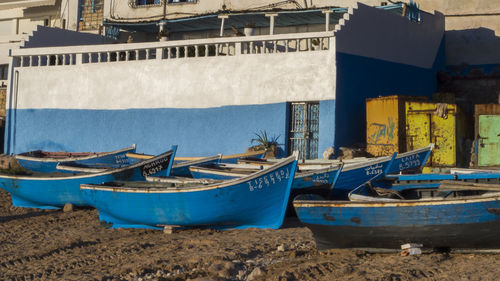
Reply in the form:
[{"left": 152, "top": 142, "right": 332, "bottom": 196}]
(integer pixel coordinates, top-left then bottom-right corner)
[
  {"left": 169, "top": 0, "right": 196, "bottom": 3},
  {"left": 0, "top": 64, "right": 8, "bottom": 80},
  {"left": 130, "top": 0, "right": 195, "bottom": 8},
  {"left": 136, "top": 0, "right": 161, "bottom": 5}
]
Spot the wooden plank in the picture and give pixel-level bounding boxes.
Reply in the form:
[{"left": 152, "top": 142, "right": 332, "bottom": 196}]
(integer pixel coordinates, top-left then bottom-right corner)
[{"left": 440, "top": 180, "right": 500, "bottom": 191}]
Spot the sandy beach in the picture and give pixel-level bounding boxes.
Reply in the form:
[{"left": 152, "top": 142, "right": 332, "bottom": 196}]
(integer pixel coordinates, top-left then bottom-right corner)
[{"left": 1, "top": 188, "right": 499, "bottom": 280}]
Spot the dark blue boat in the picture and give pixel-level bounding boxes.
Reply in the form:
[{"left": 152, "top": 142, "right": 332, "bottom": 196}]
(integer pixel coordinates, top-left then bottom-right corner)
[
  {"left": 80, "top": 155, "right": 298, "bottom": 230},
  {"left": 0, "top": 146, "right": 177, "bottom": 209},
  {"left": 294, "top": 183, "right": 500, "bottom": 250},
  {"left": 330, "top": 144, "right": 433, "bottom": 199},
  {"left": 14, "top": 145, "right": 137, "bottom": 173}
]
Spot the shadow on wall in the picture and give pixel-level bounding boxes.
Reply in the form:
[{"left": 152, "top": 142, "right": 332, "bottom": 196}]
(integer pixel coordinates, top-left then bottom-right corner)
[
  {"left": 446, "top": 27, "right": 500, "bottom": 66},
  {"left": 333, "top": 36, "right": 446, "bottom": 150},
  {"left": 439, "top": 28, "right": 500, "bottom": 113}
]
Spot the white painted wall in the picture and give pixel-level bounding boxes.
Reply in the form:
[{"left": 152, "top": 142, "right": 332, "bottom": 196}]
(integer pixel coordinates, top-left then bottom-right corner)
[
  {"left": 335, "top": 3, "right": 444, "bottom": 69},
  {"left": 13, "top": 47, "right": 336, "bottom": 110},
  {"left": 59, "top": 0, "right": 79, "bottom": 31}
]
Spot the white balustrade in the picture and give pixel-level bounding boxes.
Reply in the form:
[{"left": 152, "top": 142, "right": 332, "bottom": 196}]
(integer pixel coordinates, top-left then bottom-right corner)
[{"left": 11, "top": 32, "right": 332, "bottom": 68}]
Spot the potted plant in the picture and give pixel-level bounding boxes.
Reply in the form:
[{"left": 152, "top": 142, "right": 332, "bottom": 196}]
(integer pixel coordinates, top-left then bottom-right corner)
[
  {"left": 248, "top": 130, "right": 280, "bottom": 158},
  {"left": 244, "top": 22, "right": 255, "bottom": 36}
]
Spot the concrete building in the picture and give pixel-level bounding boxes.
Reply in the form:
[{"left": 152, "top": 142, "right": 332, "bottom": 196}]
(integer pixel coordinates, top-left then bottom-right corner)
[{"left": 4, "top": 3, "right": 445, "bottom": 158}]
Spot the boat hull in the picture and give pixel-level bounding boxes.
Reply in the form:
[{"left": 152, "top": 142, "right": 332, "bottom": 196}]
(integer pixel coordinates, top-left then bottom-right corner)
[
  {"left": 0, "top": 148, "right": 176, "bottom": 209},
  {"left": 294, "top": 196, "right": 500, "bottom": 250},
  {"left": 81, "top": 157, "right": 297, "bottom": 229}
]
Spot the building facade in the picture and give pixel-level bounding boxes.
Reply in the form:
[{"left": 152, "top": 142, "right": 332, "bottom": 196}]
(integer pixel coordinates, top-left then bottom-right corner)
[{"left": 4, "top": 3, "right": 444, "bottom": 158}]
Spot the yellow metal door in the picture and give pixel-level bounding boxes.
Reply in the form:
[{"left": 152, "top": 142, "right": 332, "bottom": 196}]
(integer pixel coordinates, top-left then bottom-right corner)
[
  {"left": 366, "top": 97, "right": 399, "bottom": 156},
  {"left": 406, "top": 102, "right": 456, "bottom": 167}
]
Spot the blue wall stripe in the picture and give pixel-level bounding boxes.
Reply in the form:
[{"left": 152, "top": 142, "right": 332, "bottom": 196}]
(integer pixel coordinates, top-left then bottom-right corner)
[{"left": 6, "top": 101, "right": 336, "bottom": 157}]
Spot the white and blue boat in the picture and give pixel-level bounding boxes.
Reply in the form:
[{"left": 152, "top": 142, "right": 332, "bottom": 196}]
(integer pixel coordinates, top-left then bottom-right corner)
[
  {"left": 14, "top": 145, "right": 137, "bottom": 173},
  {"left": 294, "top": 182, "right": 500, "bottom": 250},
  {"left": 188, "top": 144, "right": 433, "bottom": 199},
  {"left": 80, "top": 155, "right": 298, "bottom": 230},
  {"left": 0, "top": 146, "right": 177, "bottom": 209}
]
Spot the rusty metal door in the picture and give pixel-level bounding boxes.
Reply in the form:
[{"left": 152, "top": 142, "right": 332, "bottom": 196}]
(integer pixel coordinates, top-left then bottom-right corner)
[
  {"left": 478, "top": 115, "right": 500, "bottom": 167},
  {"left": 289, "top": 102, "right": 319, "bottom": 160},
  {"left": 406, "top": 102, "right": 456, "bottom": 167}
]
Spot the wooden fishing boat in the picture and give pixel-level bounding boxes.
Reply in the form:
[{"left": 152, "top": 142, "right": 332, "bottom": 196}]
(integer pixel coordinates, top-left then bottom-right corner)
[
  {"left": 294, "top": 181, "right": 500, "bottom": 250},
  {"left": 79, "top": 155, "right": 298, "bottom": 230},
  {"left": 0, "top": 146, "right": 177, "bottom": 209},
  {"left": 189, "top": 162, "right": 342, "bottom": 192},
  {"left": 57, "top": 153, "right": 223, "bottom": 178},
  {"left": 238, "top": 144, "right": 433, "bottom": 174},
  {"left": 188, "top": 145, "right": 433, "bottom": 199},
  {"left": 14, "top": 145, "right": 137, "bottom": 173},
  {"left": 330, "top": 144, "right": 433, "bottom": 199}
]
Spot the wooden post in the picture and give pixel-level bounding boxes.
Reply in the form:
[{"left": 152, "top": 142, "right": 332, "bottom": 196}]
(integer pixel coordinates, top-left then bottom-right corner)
[
  {"left": 265, "top": 13, "right": 278, "bottom": 35},
  {"left": 218, "top": 15, "right": 228, "bottom": 37},
  {"left": 322, "top": 9, "right": 333, "bottom": 31}
]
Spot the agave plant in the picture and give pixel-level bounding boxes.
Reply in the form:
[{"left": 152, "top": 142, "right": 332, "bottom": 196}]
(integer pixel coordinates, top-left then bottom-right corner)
[{"left": 251, "top": 130, "right": 280, "bottom": 151}]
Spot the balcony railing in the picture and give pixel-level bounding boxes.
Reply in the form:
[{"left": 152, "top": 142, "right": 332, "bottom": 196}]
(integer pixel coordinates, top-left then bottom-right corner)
[{"left": 11, "top": 31, "right": 333, "bottom": 68}]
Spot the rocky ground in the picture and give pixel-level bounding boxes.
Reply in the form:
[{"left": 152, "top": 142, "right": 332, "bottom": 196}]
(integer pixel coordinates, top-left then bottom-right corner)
[{"left": 1, "top": 188, "right": 499, "bottom": 281}]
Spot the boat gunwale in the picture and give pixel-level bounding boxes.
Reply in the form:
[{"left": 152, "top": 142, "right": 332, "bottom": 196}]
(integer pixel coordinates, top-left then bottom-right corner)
[
  {"left": 293, "top": 192, "right": 500, "bottom": 208},
  {"left": 172, "top": 154, "right": 222, "bottom": 169},
  {"left": 81, "top": 156, "right": 297, "bottom": 193}
]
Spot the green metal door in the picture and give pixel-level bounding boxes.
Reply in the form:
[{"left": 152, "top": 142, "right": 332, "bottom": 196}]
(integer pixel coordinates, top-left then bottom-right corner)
[{"left": 478, "top": 115, "right": 500, "bottom": 167}]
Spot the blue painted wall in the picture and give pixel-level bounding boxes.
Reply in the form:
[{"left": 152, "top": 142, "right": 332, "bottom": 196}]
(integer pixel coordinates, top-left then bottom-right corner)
[
  {"left": 318, "top": 100, "right": 336, "bottom": 155},
  {"left": 7, "top": 103, "right": 292, "bottom": 156},
  {"left": 334, "top": 37, "right": 446, "bottom": 149}
]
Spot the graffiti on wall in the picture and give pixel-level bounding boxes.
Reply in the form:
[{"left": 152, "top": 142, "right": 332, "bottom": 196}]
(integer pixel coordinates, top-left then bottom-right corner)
[{"left": 368, "top": 117, "right": 395, "bottom": 145}]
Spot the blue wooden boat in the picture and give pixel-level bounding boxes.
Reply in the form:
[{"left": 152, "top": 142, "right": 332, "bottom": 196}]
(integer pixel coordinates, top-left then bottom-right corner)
[
  {"left": 330, "top": 144, "right": 434, "bottom": 199},
  {"left": 188, "top": 145, "right": 433, "bottom": 199},
  {"left": 58, "top": 153, "right": 222, "bottom": 178},
  {"left": 385, "top": 144, "right": 433, "bottom": 174},
  {"left": 294, "top": 183, "right": 500, "bottom": 250},
  {"left": 14, "top": 145, "right": 137, "bottom": 173},
  {"left": 0, "top": 146, "right": 177, "bottom": 209},
  {"left": 190, "top": 162, "right": 342, "bottom": 192},
  {"left": 79, "top": 155, "right": 298, "bottom": 230}
]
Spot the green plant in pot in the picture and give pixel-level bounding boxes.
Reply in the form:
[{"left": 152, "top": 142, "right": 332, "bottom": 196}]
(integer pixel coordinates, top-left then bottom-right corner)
[{"left": 249, "top": 130, "right": 280, "bottom": 158}]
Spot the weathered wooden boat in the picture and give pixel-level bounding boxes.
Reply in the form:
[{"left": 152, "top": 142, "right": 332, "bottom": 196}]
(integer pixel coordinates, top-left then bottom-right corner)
[
  {"left": 14, "top": 145, "right": 137, "bottom": 173},
  {"left": 79, "top": 155, "right": 298, "bottom": 230},
  {"left": 330, "top": 144, "right": 433, "bottom": 199},
  {"left": 189, "top": 145, "right": 432, "bottom": 199},
  {"left": 238, "top": 144, "right": 433, "bottom": 173},
  {"left": 0, "top": 146, "right": 177, "bottom": 209},
  {"left": 58, "top": 153, "right": 222, "bottom": 178},
  {"left": 294, "top": 182, "right": 500, "bottom": 250},
  {"left": 189, "top": 162, "right": 342, "bottom": 193}
]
